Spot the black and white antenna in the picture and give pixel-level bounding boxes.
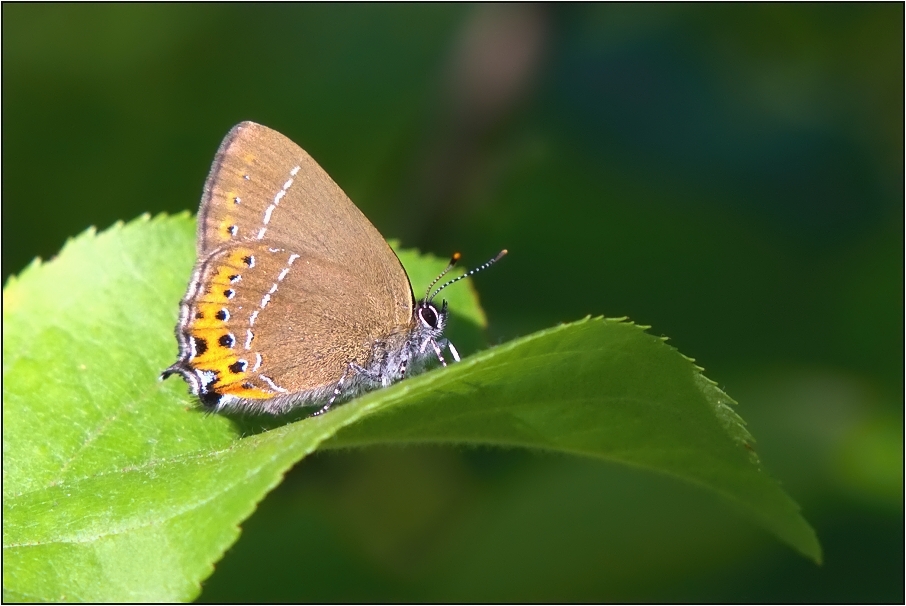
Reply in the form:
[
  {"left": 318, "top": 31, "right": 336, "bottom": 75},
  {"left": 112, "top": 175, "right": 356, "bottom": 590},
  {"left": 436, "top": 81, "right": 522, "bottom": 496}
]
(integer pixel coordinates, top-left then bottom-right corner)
[{"left": 427, "top": 249, "right": 508, "bottom": 303}]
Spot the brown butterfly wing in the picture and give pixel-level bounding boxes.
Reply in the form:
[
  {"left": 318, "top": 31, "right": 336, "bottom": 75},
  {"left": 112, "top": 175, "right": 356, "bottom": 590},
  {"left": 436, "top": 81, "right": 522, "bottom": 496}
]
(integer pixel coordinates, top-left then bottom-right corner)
[{"left": 179, "top": 122, "right": 414, "bottom": 401}]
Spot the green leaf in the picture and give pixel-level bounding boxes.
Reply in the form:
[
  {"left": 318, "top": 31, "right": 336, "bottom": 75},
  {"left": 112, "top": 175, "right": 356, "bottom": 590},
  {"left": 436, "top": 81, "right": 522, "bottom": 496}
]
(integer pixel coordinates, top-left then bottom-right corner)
[{"left": 2, "top": 215, "right": 820, "bottom": 602}]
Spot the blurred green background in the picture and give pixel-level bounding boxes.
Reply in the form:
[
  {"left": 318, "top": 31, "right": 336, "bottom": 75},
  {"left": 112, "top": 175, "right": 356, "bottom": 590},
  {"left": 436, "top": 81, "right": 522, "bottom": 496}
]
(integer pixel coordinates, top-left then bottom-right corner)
[{"left": 3, "top": 4, "right": 902, "bottom": 602}]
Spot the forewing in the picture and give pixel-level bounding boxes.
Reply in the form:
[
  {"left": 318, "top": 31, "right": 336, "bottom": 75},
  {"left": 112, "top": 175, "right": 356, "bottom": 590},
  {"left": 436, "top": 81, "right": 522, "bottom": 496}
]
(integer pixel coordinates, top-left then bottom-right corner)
[{"left": 196, "top": 121, "right": 413, "bottom": 327}]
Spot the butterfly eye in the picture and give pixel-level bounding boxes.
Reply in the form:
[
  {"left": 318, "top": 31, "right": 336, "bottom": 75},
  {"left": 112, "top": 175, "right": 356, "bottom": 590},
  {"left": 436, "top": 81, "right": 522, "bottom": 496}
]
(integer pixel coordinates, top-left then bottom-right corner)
[{"left": 419, "top": 305, "right": 439, "bottom": 329}]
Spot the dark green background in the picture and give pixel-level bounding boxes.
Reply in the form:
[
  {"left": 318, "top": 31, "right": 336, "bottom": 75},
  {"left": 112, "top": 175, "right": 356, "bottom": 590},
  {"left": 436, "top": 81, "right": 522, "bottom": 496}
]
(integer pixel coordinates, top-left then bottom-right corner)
[{"left": 3, "top": 4, "right": 902, "bottom": 602}]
